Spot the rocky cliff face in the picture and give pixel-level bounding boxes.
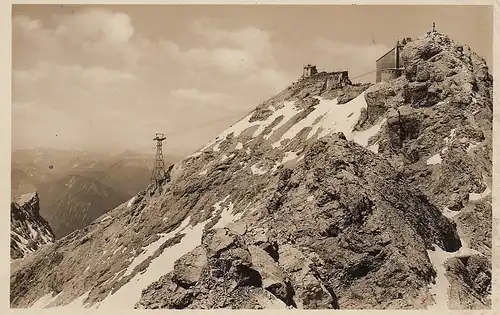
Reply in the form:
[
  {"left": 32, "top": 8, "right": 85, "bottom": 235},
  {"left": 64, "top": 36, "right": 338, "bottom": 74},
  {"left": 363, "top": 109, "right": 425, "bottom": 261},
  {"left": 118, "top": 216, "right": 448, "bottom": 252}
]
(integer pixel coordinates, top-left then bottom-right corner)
[
  {"left": 11, "top": 193, "right": 55, "bottom": 260},
  {"left": 359, "top": 32, "right": 492, "bottom": 309},
  {"left": 10, "top": 32, "right": 492, "bottom": 310}
]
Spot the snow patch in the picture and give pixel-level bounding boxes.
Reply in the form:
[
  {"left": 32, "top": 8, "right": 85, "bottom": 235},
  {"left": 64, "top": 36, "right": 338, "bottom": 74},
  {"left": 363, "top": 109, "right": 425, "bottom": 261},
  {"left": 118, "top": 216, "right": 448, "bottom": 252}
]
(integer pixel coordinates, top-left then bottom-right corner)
[
  {"left": 221, "top": 153, "right": 235, "bottom": 162},
  {"left": 112, "top": 246, "right": 123, "bottom": 255},
  {"left": 444, "top": 128, "right": 457, "bottom": 144},
  {"left": 427, "top": 246, "right": 452, "bottom": 310},
  {"left": 199, "top": 169, "right": 208, "bottom": 176},
  {"left": 213, "top": 142, "right": 222, "bottom": 152},
  {"left": 270, "top": 162, "right": 280, "bottom": 173},
  {"left": 127, "top": 197, "right": 136, "bottom": 208},
  {"left": 251, "top": 164, "right": 268, "bottom": 175},
  {"left": 427, "top": 235, "right": 485, "bottom": 310},
  {"left": 212, "top": 199, "right": 243, "bottom": 230},
  {"left": 27, "top": 222, "right": 38, "bottom": 239},
  {"left": 100, "top": 216, "right": 112, "bottom": 222},
  {"left": 207, "top": 110, "right": 265, "bottom": 152},
  {"left": 469, "top": 186, "right": 491, "bottom": 201},
  {"left": 65, "top": 291, "right": 91, "bottom": 308},
  {"left": 12, "top": 231, "right": 29, "bottom": 245},
  {"left": 271, "top": 93, "right": 369, "bottom": 148},
  {"left": 39, "top": 230, "right": 52, "bottom": 243},
  {"left": 31, "top": 292, "right": 62, "bottom": 309},
  {"left": 42, "top": 291, "right": 90, "bottom": 309},
  {"left": 121, "top": 217, "right": 191, "bottom": 278},
  {"left": 31, "top": 292, "right": 57, "bottom": 308},
  {"left": 307, "top": 196, "right": 314, "bottom": 202},
  {"left": 250, "top": 101, "right": 301, "bottom": 140},
  {"left": 11, "top": 230, "right": 34, "bottom": 258},
  {"left": 352, "top": 119, "right": 386, "bottom": 147},
  {"left": 281, "top": 151, "right": 299, "bottom": 164},
  {"left": 442, "top": 207, "right": 460, "bottom": 219},
  {"left": 97, "top": 196, "right": 241, "bottom": 309},
  {"left": 236, "top": 142, "right": 243, "bottom": 150},
  {"left": 426, "top": 153, "right": 442, "bottom": 165},
  {"left": 316, "top": 93, "right": 368, "bottom": 139},
  {"left": 279, "top": 98, "right": 338, "bottom": 146},
  {"left": 466, "top": 142, "right": 481, "bottom": 153},
  {"left": 368, "top": 142, "right": 379, "bottom": 153}
]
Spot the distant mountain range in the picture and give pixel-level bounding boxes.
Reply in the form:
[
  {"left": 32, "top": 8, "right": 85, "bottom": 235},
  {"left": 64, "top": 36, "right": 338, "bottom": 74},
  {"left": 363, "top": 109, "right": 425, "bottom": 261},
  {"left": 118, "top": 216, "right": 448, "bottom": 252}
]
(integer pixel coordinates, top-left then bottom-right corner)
[{"left": 11, "top": 148, "right": 180, "bottom": 238}]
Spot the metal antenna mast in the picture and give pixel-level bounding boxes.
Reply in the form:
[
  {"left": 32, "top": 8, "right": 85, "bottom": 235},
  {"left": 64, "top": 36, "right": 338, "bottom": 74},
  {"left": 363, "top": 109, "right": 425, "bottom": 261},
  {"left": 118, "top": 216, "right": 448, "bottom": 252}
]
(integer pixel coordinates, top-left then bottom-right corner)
[{"left": 152, "top": 132, "right": 167, "bottom": 186}]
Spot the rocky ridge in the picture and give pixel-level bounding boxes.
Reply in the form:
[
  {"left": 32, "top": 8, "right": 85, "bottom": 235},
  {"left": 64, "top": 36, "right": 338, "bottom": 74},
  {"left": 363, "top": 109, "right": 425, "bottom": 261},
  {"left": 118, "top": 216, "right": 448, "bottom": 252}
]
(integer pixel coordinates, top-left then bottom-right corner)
[
  {"left": 10, "top": 31, "right": 492, "bottom": 310},
  {"left": 11, "top": 192, "right": 55, "bottom": 260}
]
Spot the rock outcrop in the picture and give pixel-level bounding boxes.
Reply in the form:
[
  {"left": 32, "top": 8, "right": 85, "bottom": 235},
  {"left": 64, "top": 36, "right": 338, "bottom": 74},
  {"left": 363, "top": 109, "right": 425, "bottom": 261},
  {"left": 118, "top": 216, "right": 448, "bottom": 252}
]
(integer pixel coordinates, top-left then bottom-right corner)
[
  {"left": 11, "top": 192, "right": 55, "bottom": 260},
  {"left": 135, "top": 134, "right": 462, "bottom": 309},
  {"left": 358, "top": 31, "right": 492, "bottom": 308}
]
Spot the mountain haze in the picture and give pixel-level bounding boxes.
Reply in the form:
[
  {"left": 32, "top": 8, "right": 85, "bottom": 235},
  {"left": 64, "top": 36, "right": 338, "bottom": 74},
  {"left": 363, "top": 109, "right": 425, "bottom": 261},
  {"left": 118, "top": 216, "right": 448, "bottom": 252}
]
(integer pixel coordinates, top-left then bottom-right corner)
[{"left": 11, "top": 149, "right": 179, "bottom": 238}]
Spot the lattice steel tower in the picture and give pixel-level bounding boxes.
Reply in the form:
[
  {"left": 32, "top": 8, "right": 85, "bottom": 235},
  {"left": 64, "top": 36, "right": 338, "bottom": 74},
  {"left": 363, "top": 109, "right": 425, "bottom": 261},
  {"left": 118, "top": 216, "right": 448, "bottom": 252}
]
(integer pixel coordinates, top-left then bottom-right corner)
[{"left": 151, "top": 132, "right": 167, "bottom": 185}]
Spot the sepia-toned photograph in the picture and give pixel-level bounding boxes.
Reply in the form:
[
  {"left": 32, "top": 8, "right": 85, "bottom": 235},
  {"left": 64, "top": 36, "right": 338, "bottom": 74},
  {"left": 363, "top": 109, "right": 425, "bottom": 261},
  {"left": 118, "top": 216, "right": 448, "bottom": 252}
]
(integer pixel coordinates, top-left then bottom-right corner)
[{"left": 10, "top": 3, "right": 494, "bottom": 310}]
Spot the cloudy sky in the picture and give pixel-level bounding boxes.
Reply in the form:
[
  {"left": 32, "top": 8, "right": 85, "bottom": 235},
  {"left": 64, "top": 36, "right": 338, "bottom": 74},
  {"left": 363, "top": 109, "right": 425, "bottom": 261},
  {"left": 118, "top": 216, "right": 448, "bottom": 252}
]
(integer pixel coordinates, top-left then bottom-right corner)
[{"left": 12, "top": 5, "right": 492, "bottom": 156}]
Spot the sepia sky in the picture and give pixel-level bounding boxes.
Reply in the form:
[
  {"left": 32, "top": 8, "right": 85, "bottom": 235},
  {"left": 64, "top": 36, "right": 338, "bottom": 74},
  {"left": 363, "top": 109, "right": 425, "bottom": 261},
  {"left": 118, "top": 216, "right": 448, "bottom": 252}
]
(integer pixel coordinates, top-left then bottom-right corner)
[{"left": 12, "top": 4, "right": 492, "bottom": 156}]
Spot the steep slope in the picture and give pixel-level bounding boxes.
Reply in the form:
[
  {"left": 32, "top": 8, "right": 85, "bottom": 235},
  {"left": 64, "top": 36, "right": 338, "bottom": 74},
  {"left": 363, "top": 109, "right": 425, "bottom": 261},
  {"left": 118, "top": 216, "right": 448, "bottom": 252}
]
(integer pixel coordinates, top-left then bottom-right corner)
[
  {"left": 10, "top": 193, "right": 55, "bottom": 260},
  {"left": 10, "top": 32, "right": 491, "bottom": 310},
  {"left": 357, "top": 31, "right": 492, "bottom": 309},
  {"left": 36, "top": 175, "right": 131, "bottom": 238}
]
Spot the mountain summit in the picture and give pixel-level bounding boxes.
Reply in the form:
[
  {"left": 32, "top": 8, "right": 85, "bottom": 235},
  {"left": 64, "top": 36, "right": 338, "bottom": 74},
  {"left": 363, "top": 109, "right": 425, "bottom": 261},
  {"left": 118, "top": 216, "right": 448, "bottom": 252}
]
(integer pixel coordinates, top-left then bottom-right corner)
[{"left": 10, "top": 31, "right": 492, "bottom": 310}]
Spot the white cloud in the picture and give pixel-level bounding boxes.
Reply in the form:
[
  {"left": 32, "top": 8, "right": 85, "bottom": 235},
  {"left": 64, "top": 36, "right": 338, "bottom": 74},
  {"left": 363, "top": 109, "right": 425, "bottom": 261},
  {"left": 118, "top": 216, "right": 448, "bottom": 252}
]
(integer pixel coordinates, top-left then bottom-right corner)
[
  {"left": 53, "top": 8, "right": 135, "bottom": 43},
  {"left": 12, "top": 61, "right": 138, "bottom": 112},
  {"left": 192, "top": 21, "right": 274, "bottom": 62},
  {"left": 11, "top": 10, "right": 292, "bottom": 154},
  {"left": 157, "top": 20, "right": 278, "bottom": 77},
  {"left": 13, "top": 15, "right": 42, "bottom": 31},
  {"left": 13, "top": 9, "right": 140, "bottom": 70},
  {"left": 170, "top": 88, "right": 229, "bottom": 104},
  {"left": 157, "top": 41, "right": 261, "bottom": 76}
]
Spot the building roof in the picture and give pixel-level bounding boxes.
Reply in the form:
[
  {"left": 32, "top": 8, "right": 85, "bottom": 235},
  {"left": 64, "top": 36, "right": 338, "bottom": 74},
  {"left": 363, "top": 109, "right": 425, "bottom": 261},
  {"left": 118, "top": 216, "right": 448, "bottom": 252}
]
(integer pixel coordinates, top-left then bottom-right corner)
[{"left": 376, "top": 46, "right": 396, "bottom": 62}]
